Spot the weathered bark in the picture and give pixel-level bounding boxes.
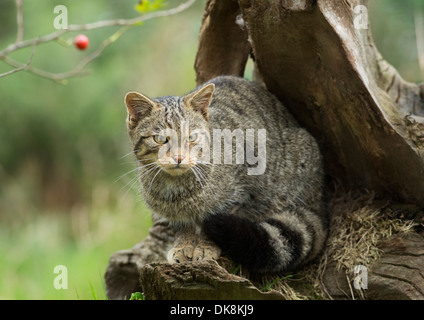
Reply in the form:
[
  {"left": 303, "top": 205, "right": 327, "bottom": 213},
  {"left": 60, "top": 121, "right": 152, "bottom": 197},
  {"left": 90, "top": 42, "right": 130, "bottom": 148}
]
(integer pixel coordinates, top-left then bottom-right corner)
[
  {"left": 194, "top": 0, "right": 251, "bottom": 83},
  {"left": 105, "top": 219, "right": 424, "bottom": 300},
  {"left": 105, "top": 0, "right": 424, "bottom": 300},
  {"left": 105, "top": 221, "right": 285, "bottom": 300},
  {"left": 139, "top": 261, "right": 284, "bottom": 300},
  {"left": 105, "top": 221, "right": 174, "bottom": 300},
  {"left": 322, "top": 232, "right": 424, "bottom": 300},
  {"left": 195, "top": 0, "right": 424, "bottom": 205}
]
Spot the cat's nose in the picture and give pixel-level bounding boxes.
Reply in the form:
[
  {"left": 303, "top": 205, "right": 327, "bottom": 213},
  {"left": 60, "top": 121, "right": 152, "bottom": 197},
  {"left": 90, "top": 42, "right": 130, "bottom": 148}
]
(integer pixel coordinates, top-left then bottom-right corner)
[{"left": 173, "top": 155, "right": 185, "bottom": 164}]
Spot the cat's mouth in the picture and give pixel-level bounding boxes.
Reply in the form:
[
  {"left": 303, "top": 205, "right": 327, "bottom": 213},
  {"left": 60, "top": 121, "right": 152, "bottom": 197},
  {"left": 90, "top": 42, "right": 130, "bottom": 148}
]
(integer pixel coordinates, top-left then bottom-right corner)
[{"left": 162, "top": 163, "right": 191, "bottom": 176}]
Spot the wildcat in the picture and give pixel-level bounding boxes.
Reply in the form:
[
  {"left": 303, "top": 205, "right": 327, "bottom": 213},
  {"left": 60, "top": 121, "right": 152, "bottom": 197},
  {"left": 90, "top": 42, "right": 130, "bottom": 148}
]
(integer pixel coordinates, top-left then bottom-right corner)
[{"left": 124, "top": 76, "right": 328, "bottom": 273}]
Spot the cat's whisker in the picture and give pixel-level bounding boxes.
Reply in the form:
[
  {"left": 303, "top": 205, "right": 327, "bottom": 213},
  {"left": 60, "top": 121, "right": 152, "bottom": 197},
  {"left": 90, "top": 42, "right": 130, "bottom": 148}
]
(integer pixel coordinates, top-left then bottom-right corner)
[
  {"left": 136, "top": 158, "right": 157, "bottom": 163},
  {"left": 194, "top": 164, "right": 211, "bottom": 183},
  {"left": 115, "top": 161, "right": 160, "bottom": 184},
  {"left": 120, "top": 173, "right": 142, "bottom": 200},
  {"left": 120, "top": 164, "right": 159, "bottom": 198},
  {"left": 118, "top": 153, "right": 155, "bottom": 168},
  {"left": 192, "top": 165, "right": 218, "bottom": 200},
  {"left": 119, "top": 150, "right": 138, "bottom": 159},
  {"left": 136, "top": 161, "right": 161, "bottom": 173},
  {"left": 195, "top": 164, "right": 219, "bottom": 199},
  {"left": 193, "top": 165, "right": 207, "bottom": 184},
  {"left": 196, "top": 160, "right": 215, "bottom": 166},
  {"left": 119, "top": 160, "right": 140, "bottom": 166},
  {"left": 138, "top": 161, "right": 160, "bottom": 170},
  {"left": 138, "top": 164, "right": 161, "bottom": 181},
  {"left": 115, "top": 166, "right": 141, "bottom": 183},
  {"left": 190, "top": 167, "right": 204, "bottom": 189},
  {"left": 148, "top": 167, "right": 162, "bottom": 191},
  {"left": 195, "top": 162, "right": 210, "bottom": 172},
  {"left": 120, "top": 174, "right": 138, "bottom": 191}
]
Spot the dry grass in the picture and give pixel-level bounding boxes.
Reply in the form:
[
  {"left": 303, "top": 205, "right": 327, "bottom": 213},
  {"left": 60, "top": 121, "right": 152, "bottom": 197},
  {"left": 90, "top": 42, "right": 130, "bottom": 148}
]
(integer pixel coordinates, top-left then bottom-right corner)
[
  {"left": 255, "top": 191, "right": 417, "bottom": 300},
  {"left": 324, "top": 192, "right": 416, "bottom": 273}
]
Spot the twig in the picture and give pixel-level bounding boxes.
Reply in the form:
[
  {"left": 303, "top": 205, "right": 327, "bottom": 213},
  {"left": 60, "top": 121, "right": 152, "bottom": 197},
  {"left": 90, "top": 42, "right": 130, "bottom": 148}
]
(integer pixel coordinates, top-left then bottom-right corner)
[
  {"left": 0, "top": 0, "right": 196, "bottom": 58},
  {"left": 15, "top": 0, "right": 24, "bottom": 43},
  {"left": 1, "top": 54, "right": 90, "bottom": 84},
  {"left": 0, "top": 45, "right": 35, "bottom": 79},
  {"left": 316, "top": 252, "right": 334, "bottom": 300},
  {"left": 0, "top": 0, "right": 197, "bottom": 82},
  {"left": 346, "top": 274, "right": 355, "bottom": 300},
  {"left": 1, "top": 25, "right": 134, "bottom": 83},
  {"left": 415, "top": 11, "right": 424, "bottom": 82},
  {"left": 75, "top": 25, "right": 133, "bottom": 72}
]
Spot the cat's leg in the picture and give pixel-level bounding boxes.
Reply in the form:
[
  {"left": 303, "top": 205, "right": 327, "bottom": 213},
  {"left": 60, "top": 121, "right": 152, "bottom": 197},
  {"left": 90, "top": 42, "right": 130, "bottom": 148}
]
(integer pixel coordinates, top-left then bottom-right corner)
[
  {"left": 167, "top": 226, "right": 221, "bottom": 263},
  {"left": 192, "top": 232, "right": 221, "bottom": 262},
  {"left": 167, "top": 226, "right": 198, "bottom": 263}
]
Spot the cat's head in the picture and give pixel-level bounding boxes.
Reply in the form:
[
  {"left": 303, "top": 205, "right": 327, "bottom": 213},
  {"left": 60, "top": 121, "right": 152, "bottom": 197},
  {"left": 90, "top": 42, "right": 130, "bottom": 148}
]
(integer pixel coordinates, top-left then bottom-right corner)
[{"left": 124, "top": 84, "right": 214, "bottom": 176}]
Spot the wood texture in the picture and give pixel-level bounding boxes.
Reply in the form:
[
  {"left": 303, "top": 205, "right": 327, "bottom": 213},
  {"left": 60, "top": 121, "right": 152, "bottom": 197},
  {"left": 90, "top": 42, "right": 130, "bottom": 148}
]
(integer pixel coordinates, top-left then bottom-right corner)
[
  {"left": 105, "top": 0, "right": 424, "bottom": 300},
  {"left": 139, "top": 261, "right": 284, "bottom": 300},
  {"left": 196, "top": 0, "right": 424, "bottom": 204},
  {"left": 194, "top": 0, "right": 251, "bottom": 84},
  {"left": 322, "top": 233, "right": 424, "bottom": 300}
]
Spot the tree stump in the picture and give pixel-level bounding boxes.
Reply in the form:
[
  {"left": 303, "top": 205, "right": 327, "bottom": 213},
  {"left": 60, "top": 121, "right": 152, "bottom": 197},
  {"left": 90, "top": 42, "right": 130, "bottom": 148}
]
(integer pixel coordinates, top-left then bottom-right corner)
[
  {"left": 105, "top": 0, "right": 424, "bottom": 300},
  {"left": 139, "top": 261, "right": 285, "bottom": 300},
  {"left": 196, "top": 0, "right": 424, "bottom": 205},
  {"left": 322, "top": 233, "right": 424, "bottom": 300},
  {"left": 104, "top": 214, "right": 424, "bottom": 300}
]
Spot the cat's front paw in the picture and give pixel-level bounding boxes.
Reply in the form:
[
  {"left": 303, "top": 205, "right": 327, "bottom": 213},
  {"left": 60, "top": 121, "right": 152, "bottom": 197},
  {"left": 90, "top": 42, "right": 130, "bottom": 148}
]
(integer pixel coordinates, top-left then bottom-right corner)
[
  {"left": 193, "top": 240, "right": 221, "bottom": 262},
  {"left": 167, "top": 241, "right": 196, "bottom": 263},
  {"left": 167, "top": 239, "right": 221, "bottom": 263}
]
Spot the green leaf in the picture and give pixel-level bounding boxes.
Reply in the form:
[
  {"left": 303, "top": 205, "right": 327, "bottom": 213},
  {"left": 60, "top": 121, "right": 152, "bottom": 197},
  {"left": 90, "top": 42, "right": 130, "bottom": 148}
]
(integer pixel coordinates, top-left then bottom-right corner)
[
  {"left": 89, "top": 281, "right": 98, "bottom": 300},
  {"left": 232, "top": 263, "right": 241, "bottom": 275},
  {"left": 261, "top": 275, "right": 293, "bottom": 292},
  {"left": 135, "top": 0, "right": 166, "bottom": 14},
  {"left": 130, "top": 292, "right": 145, "bottom": 300}
]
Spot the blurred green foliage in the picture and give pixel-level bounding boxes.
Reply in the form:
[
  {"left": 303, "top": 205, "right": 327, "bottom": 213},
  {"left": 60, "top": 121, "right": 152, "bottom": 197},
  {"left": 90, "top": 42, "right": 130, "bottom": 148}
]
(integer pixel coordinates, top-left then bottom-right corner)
[
  {"left": 0, "top": 0, "right": 205, "bottom": 299},
  {"left": 135, "top": 0, "right": 166, "bottom": 13},
  {"left": 0, "top": 0, "right": 204, "bottom": 214},
  {"left": 0, "top": 0, "right": 422, "bottom": 299},
  {"left": 369, "top": 0, "right": 423, "bottom": 83}
]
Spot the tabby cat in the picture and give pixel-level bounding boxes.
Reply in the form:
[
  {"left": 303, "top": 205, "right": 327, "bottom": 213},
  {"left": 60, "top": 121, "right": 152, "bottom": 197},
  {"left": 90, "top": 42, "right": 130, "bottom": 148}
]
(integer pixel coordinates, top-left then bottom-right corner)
[{"left": 124, "top": 76, "right": 328, "bottom": 273}]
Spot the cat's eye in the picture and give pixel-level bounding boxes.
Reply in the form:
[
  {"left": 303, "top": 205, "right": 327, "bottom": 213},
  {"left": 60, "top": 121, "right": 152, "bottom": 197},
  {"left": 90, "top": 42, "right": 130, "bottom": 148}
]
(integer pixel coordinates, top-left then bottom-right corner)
[
  {"left": 153, "top": 135, "right": 168, "bottom": 144},
  {"left": 189, "top": 133, "right": 198, "bottom": 142}
]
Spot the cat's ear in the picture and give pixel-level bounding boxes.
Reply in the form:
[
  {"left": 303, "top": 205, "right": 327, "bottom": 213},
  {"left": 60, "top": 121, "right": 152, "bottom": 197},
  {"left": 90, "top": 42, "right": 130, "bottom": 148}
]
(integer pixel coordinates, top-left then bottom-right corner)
[
  {"left": 184, "top": 83, "right": 215, "bottom": 121},
  {"left": 125, "top": 91, "right": 156, "bottom": 128}
]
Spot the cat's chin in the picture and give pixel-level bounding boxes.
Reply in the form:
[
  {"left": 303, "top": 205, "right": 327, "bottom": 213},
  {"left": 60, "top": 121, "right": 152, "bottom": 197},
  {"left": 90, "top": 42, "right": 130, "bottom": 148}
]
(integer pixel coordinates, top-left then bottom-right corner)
[{"left": 163, "top": 166, "right": 191, "bottom": 176}]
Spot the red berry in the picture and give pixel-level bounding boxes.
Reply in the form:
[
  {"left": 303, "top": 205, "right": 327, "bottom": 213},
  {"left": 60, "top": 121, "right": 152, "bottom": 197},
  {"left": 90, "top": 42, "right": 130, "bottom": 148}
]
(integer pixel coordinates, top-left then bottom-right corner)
[{"left": 74, "top": 34, "right": 89, "bottom": 50}]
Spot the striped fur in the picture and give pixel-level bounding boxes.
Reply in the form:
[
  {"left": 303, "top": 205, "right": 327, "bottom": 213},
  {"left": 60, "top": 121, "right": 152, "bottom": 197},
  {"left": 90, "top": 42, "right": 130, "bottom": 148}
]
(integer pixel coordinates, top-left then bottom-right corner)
[{"left": 125, "top": 76, "right": 329, "bottom": 274}]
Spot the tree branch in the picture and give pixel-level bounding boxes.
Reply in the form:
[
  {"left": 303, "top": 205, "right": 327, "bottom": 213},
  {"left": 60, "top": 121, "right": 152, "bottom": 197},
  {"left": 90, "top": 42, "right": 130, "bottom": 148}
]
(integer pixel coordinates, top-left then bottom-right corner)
[
  {"left": 414, "top": 11, "right": 424, "bottom": 82},
  {"left": 15, "top": 0, "right": 23, "bottom": 43},
  {"left": 0, "top": 0, "right": 197, "bottom": 82},
  {"left": 1, "top": 25, "right": 134, "bottom": 84},
  {"left": 0, "top": 45, "right": 35, "bottom": 79}
]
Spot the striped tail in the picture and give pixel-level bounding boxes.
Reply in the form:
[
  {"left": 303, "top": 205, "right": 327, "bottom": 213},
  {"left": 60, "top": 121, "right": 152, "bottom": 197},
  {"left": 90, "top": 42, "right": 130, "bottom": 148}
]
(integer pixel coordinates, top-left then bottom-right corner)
[{"left": 203, "top": 209, "right": 327, "bottom": 274}]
